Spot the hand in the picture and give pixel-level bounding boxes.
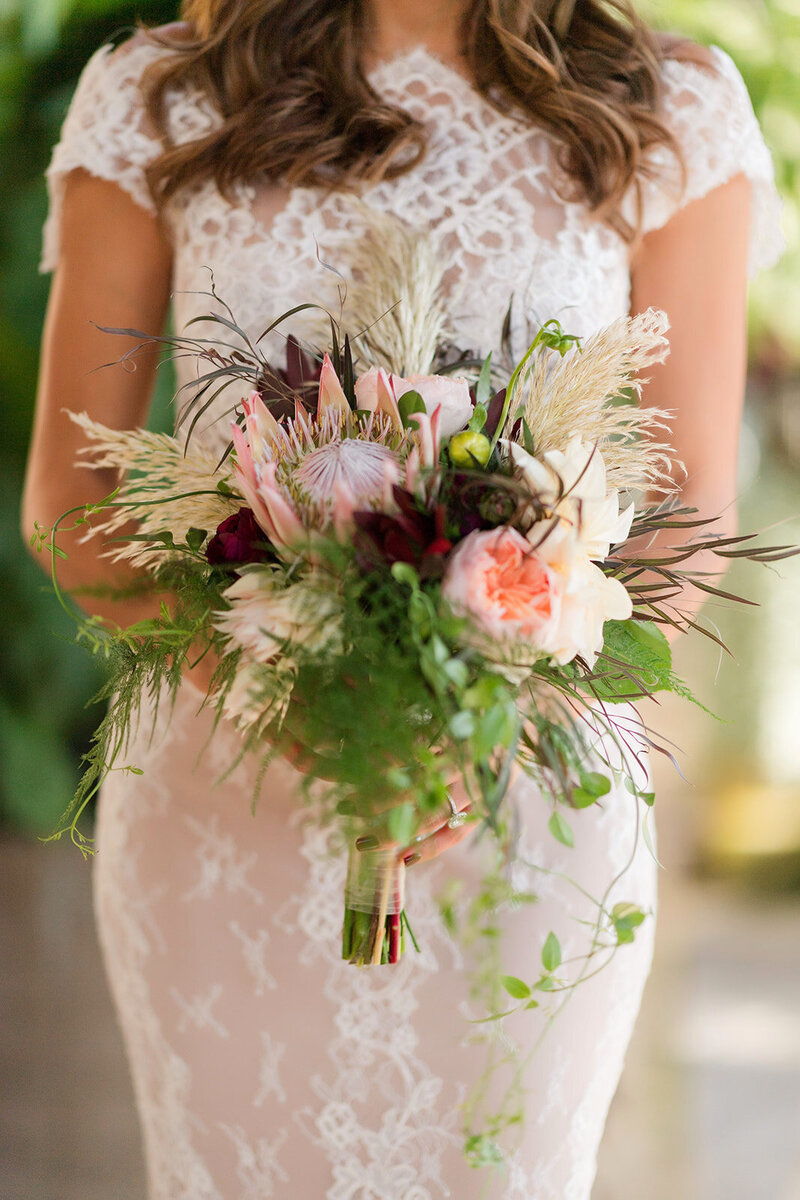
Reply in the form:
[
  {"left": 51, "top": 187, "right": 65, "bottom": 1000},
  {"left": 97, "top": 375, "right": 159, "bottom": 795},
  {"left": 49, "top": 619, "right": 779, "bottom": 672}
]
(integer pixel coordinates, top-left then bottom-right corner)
[
  {"left": 354, "top": 778, "right": 475, "bottom": 867},
  {"left": 401, "top": 778, "right": 476, "bottom": 867}
]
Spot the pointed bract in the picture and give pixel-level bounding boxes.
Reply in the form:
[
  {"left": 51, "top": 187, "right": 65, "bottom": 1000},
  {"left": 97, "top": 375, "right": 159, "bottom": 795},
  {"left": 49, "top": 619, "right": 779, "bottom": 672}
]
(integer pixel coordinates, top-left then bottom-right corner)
[
  {"left": 318, "top": 354, "right": 351, "bottom": 418},
  {"left": 242, "top": 391, "right": 280, "bottom": 457}
]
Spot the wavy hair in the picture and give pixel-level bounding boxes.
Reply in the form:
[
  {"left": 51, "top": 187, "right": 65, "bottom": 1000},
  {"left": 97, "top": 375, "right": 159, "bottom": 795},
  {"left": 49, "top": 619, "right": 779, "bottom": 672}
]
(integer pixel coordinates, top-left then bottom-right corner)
[{"left": 143, "top": 1, "right": 709, "bottom": 241}]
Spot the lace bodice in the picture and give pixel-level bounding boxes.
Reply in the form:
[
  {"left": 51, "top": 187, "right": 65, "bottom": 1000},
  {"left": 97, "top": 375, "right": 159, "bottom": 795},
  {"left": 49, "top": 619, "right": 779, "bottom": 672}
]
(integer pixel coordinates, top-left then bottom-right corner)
[{"left": 43, "top": 37, "right": 782, "bottom": 455}]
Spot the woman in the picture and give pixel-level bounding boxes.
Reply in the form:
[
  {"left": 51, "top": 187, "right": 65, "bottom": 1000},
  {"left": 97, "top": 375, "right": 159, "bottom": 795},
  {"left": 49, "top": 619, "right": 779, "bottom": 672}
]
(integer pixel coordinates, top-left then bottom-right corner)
[{"left": 24, "top": 1, "right": 782, "bottom": 1197}]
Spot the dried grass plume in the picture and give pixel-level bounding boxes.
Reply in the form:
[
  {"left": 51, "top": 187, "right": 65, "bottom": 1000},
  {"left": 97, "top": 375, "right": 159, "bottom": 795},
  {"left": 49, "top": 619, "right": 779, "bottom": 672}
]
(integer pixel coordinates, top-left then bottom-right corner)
[
  {"left": 70, "top": 412, "right": 239, "bottom": 567},
  {"left": 514, "top": 309, "right": 680, "bottom": 495},
  {"left": 323, "top": 206, "right": 454, "bottom": 377}
]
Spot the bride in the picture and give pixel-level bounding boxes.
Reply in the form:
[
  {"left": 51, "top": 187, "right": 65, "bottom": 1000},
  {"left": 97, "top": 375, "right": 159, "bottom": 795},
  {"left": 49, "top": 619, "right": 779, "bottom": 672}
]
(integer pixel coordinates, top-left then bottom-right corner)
[{"left": 24, "top": 1, "right": 782, "bottom": 1197}]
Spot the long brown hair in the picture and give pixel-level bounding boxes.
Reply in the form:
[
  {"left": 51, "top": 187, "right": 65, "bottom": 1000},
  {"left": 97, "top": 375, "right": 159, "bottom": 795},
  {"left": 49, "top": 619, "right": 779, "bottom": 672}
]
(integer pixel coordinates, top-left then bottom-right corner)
[{"left": 143, "top": 1, "right": 709, "bottom": 240}]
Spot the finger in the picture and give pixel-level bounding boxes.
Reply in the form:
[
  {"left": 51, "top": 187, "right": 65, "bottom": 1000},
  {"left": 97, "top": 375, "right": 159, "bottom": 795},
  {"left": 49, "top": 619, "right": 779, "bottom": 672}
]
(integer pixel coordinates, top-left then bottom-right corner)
[
  {"left": 356, "top": 797, "right": 473, "bottom": 852},
  {"left": 403, "top": 815, "right": 477, "bottom": 866}
]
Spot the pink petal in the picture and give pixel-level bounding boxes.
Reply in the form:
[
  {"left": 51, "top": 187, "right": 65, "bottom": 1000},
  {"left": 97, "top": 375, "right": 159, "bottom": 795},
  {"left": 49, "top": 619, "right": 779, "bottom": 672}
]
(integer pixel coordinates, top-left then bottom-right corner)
[
  {"left": 231, "top": 424, "right": 278, "bottom": 538},
  {"left": 243, "top": 391, "right": 280, "bottom": 455},
  {"left": 408, "top": 408, "right": 441, "bottom": 468},
  {"left": 258, "top": 462, "right": 305, "bottom": 549},
  {"left": 404, "top": 446, "right": 420, "bottom": 493},
  {"left": 318, "top": 354, "right": 350, "bottom": 418},
  {"left": 376, "top": 370, "right": 403, "bottom": 433},
  {"left": 331, "top": 481, "right": 357, "bottom": 540}
]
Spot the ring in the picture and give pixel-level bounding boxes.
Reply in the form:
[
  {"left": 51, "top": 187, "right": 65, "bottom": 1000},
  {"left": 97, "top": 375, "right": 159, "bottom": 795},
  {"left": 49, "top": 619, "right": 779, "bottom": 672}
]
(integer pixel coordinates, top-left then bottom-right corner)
[{"left": 446, "top": 792, "right": 468, "bottom": 830}]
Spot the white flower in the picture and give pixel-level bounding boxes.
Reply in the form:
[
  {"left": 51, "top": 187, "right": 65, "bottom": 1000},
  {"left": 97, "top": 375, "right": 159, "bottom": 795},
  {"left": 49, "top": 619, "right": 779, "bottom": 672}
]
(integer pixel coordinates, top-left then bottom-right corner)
[
  {"left": 393, "top": 373, "right": 473, "bottom": 439},
  {"left": 215, "top": 567, "right": 342, "bottom": 662},
  {"left": 530, "top": 521, "right": 633, "bottom": 666},
  {"left": 508, "top": 436, "right": 635, "bottom": 561}
]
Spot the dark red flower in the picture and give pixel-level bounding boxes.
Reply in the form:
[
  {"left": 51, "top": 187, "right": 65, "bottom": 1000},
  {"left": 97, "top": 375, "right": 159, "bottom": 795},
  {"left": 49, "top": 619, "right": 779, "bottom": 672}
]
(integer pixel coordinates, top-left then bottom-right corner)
[
  {"left": 354, "top": 488, "right": 452, "bottom": 579},
  {"left": 206, "top": 508, "right": 273, "bottom": 567}
]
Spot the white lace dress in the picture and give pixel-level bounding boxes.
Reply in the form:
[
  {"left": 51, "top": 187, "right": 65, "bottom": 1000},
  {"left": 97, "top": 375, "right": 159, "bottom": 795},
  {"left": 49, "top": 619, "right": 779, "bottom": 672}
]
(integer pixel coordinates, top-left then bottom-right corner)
[{"left": 42, "top": 38, "right": 782, "bottom": 1200}]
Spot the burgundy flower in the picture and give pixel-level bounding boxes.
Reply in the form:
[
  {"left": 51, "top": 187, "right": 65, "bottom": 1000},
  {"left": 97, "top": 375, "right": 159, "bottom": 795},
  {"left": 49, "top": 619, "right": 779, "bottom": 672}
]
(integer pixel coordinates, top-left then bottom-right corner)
[
  {"left": 206, "top": 508, "right": 273, "bottom": 567},
  {"left": 353, "top": 488, "right": 453, "bottom": 579}
]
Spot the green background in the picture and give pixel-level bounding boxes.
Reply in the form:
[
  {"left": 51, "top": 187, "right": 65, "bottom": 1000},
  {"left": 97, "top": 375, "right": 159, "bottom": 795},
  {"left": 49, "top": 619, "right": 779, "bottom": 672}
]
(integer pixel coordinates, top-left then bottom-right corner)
[{"left": 0, "top": 0, "right": 798, "bottom": 849}]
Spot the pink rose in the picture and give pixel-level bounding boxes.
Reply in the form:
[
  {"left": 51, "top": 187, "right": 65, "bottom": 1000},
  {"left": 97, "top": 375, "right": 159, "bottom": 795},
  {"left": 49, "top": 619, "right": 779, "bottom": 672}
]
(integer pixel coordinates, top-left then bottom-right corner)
[
  {"left": 394, "top": 373, "right": 473, "bottom": 439},
  {"left": 441, "top": 527, "right": 561, "bottom": 648},
  {"left": 353, "top": 366, "right": 383, "bottom": 412}
]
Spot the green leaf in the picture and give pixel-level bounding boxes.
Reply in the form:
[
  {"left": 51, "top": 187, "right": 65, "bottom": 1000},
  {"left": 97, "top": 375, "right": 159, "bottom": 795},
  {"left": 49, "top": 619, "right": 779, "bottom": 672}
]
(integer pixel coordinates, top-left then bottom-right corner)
[
  {"left": 624, "top": 775, "right": 655, "bottom": 806},
  {"left": 462, "top": 674, "right": 506, "bottom": 710},
  {"left": 475, "top": 351, "right": 493, "bottom": 407},
  {"left": 391, "top": 561, "right": 419, "bottom": 589},
  {"left": 521, "top": 416, "right": 536, "bottom": 456},
  {"left": 572, "top": 788, "right": 598, "bottom": 809},
  {"left": 449, "top": 710, "right": 476, "bottom": 740},
  {"left": 398, "top": 390, "right": 426, "bottom": 427},
  {"left": 611, "top": 902, "right": 647, "bottom": 945},
  {"left": 589, "top": 619, "right": 673, "bottom": 702},
  {"left": 185, "top": 527, "right": 207, "bottom": 552},
  {"left": 468, "top": 403, "right": 488, "bottom": 433},
  {"left": 541, "top": 931, "right": 562, "bottom": 972},
  {"left": 500, "top": 974, "right": 532, "bottom": 1000},
  {"left": 473, "top": 701, "right": 517, "bottom": 761},
  {"left": 548, "top": 810, "right": 574, "bottom": 847},
  {"left": 442, "top": 658, "right": 469, "bottom": 690},
  {"left": 385, "top": 767, "right": 413, "bottom": 792},
  {"left": 581, "top": 771, "right": 612, "bottom": 798},
  {"left": 464, "top": 1134, "right": 505, "bottom": 1168},
  {"left": 388, "top": 803, "right": 416, "bottom": 846}
]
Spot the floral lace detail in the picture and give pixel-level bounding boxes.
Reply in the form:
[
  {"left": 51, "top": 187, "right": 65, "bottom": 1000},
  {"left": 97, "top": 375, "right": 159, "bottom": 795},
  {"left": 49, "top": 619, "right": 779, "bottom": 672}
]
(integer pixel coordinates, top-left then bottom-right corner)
[{"left": 283, "top": 818, "right": 462, "bottom": 1200}]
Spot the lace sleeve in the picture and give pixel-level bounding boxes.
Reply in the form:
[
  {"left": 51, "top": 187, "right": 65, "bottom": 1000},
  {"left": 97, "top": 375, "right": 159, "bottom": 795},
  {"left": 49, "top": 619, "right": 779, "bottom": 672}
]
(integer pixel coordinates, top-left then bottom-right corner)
[
  {"left": 41, "top": 39, "right": 168, "bottom": 273},
  {"left": 638, "top": 45, "right": 785, "bottom": 278}
]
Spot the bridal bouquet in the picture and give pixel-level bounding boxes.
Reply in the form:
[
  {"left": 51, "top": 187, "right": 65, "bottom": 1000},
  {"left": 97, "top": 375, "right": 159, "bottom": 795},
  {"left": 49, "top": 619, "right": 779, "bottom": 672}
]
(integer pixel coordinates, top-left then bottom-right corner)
[{"left": 37, "top": 238, "right": 790, "bottom": 979}]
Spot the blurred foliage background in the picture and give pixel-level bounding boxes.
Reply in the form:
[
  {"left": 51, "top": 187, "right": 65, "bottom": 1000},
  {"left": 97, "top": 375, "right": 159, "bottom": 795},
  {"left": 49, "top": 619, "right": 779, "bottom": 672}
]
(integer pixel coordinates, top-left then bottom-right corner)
[{"left": 0, "top": 0, "right": 798, "bottom": 860}]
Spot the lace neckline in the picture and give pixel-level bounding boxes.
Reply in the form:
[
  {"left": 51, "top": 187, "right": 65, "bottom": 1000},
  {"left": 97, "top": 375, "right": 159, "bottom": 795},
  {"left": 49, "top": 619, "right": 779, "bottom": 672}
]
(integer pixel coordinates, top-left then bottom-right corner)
[{"left": 366, "top": 44, "right": 479, "bottom": 98}]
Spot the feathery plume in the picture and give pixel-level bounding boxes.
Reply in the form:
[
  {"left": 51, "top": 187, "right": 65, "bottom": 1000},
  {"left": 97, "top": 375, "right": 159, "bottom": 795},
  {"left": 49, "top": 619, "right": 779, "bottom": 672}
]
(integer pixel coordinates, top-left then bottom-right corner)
[
  {"left": 516, "top": 309, "right": 679, "bottom": 494},
  {"left": 69, "top": 411, "right": 239, "bottom": 567},
  {"left": 325, "top": 206, "right": 454, "bottom": 376}
]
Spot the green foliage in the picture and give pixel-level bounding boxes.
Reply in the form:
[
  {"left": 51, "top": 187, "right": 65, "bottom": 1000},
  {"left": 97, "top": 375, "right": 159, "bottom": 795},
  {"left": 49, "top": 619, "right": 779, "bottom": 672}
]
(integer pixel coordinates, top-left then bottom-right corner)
[
  {"left": 0, "top": 0, "right": 176, "bottom": 833},
  {"left": 290, "top": 552, "right": 522, "bottom": 837},
  {"left": 590, "top": 618, "right": 674, "bottom": 702}
]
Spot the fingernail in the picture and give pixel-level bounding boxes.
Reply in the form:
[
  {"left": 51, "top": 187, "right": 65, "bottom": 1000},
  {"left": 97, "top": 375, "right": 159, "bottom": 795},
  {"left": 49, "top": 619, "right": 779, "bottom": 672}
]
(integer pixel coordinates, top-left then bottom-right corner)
[
  {"left": 356, "top": 835, "right": 379, "bottom": 852},
  {"left": 404, "top": 852, "right": 421, "bottom": 867}
]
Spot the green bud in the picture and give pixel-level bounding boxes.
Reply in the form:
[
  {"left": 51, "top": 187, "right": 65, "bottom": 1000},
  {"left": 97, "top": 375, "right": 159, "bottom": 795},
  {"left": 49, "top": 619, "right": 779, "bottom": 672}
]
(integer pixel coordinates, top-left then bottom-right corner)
[{"left": 449, "top": 431, "right": 492, "bottom": 469}]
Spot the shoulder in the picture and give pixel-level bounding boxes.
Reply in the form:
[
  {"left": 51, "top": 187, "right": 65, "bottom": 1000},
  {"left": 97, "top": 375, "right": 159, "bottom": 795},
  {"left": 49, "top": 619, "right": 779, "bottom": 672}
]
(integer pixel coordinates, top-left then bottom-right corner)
[
  {"left": 72, "top": 22, "right": 196, "bottom": 98},
  {"left": 654, "top": 40, "right": 751, "bottom": 118},
  {"left": 64, "top": 25, "right": 216, "bottom": 146},
  {"left": 653, "top": 35, "right": 718, "bottom": 72},
  {"left": 636, "top": 42, "right": 784, "bottom": 278}
]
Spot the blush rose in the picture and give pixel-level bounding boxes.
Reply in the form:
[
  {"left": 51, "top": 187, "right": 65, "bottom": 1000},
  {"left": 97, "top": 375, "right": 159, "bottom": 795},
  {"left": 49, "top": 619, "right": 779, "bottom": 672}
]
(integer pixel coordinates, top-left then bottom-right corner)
[{"left": 441, "top": 526, "right": 561, "bottom": 649}]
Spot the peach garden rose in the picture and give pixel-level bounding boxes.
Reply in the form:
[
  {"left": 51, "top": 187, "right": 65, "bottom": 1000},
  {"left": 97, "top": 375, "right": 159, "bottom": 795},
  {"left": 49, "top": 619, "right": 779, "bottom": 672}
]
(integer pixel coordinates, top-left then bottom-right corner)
[{"left": 440, "top": 526, "right": 562, "bottom": 649}]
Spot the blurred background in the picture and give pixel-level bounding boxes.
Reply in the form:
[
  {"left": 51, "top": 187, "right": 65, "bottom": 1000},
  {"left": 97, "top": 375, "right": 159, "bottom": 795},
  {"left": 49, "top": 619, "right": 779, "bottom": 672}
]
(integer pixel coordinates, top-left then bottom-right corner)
[{"left": 0, "top": 1, "right": 798, "bottom": 1197}]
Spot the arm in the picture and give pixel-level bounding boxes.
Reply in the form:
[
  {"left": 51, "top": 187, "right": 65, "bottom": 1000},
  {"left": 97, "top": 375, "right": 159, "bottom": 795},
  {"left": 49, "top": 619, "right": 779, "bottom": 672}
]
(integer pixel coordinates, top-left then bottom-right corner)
[
  {"left": 23, "top": 169, "right": 172, "bottom": 627},
  {"left": 629, "top": 171, "right": 752, "bottom": 633}
]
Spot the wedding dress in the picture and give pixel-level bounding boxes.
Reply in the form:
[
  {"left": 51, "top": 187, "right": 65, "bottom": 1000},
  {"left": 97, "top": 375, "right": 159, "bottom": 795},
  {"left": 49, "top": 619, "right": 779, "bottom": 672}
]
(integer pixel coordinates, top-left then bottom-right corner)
[{"left": 42, "top": 36, "right": 782, "bottom": 1200}]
